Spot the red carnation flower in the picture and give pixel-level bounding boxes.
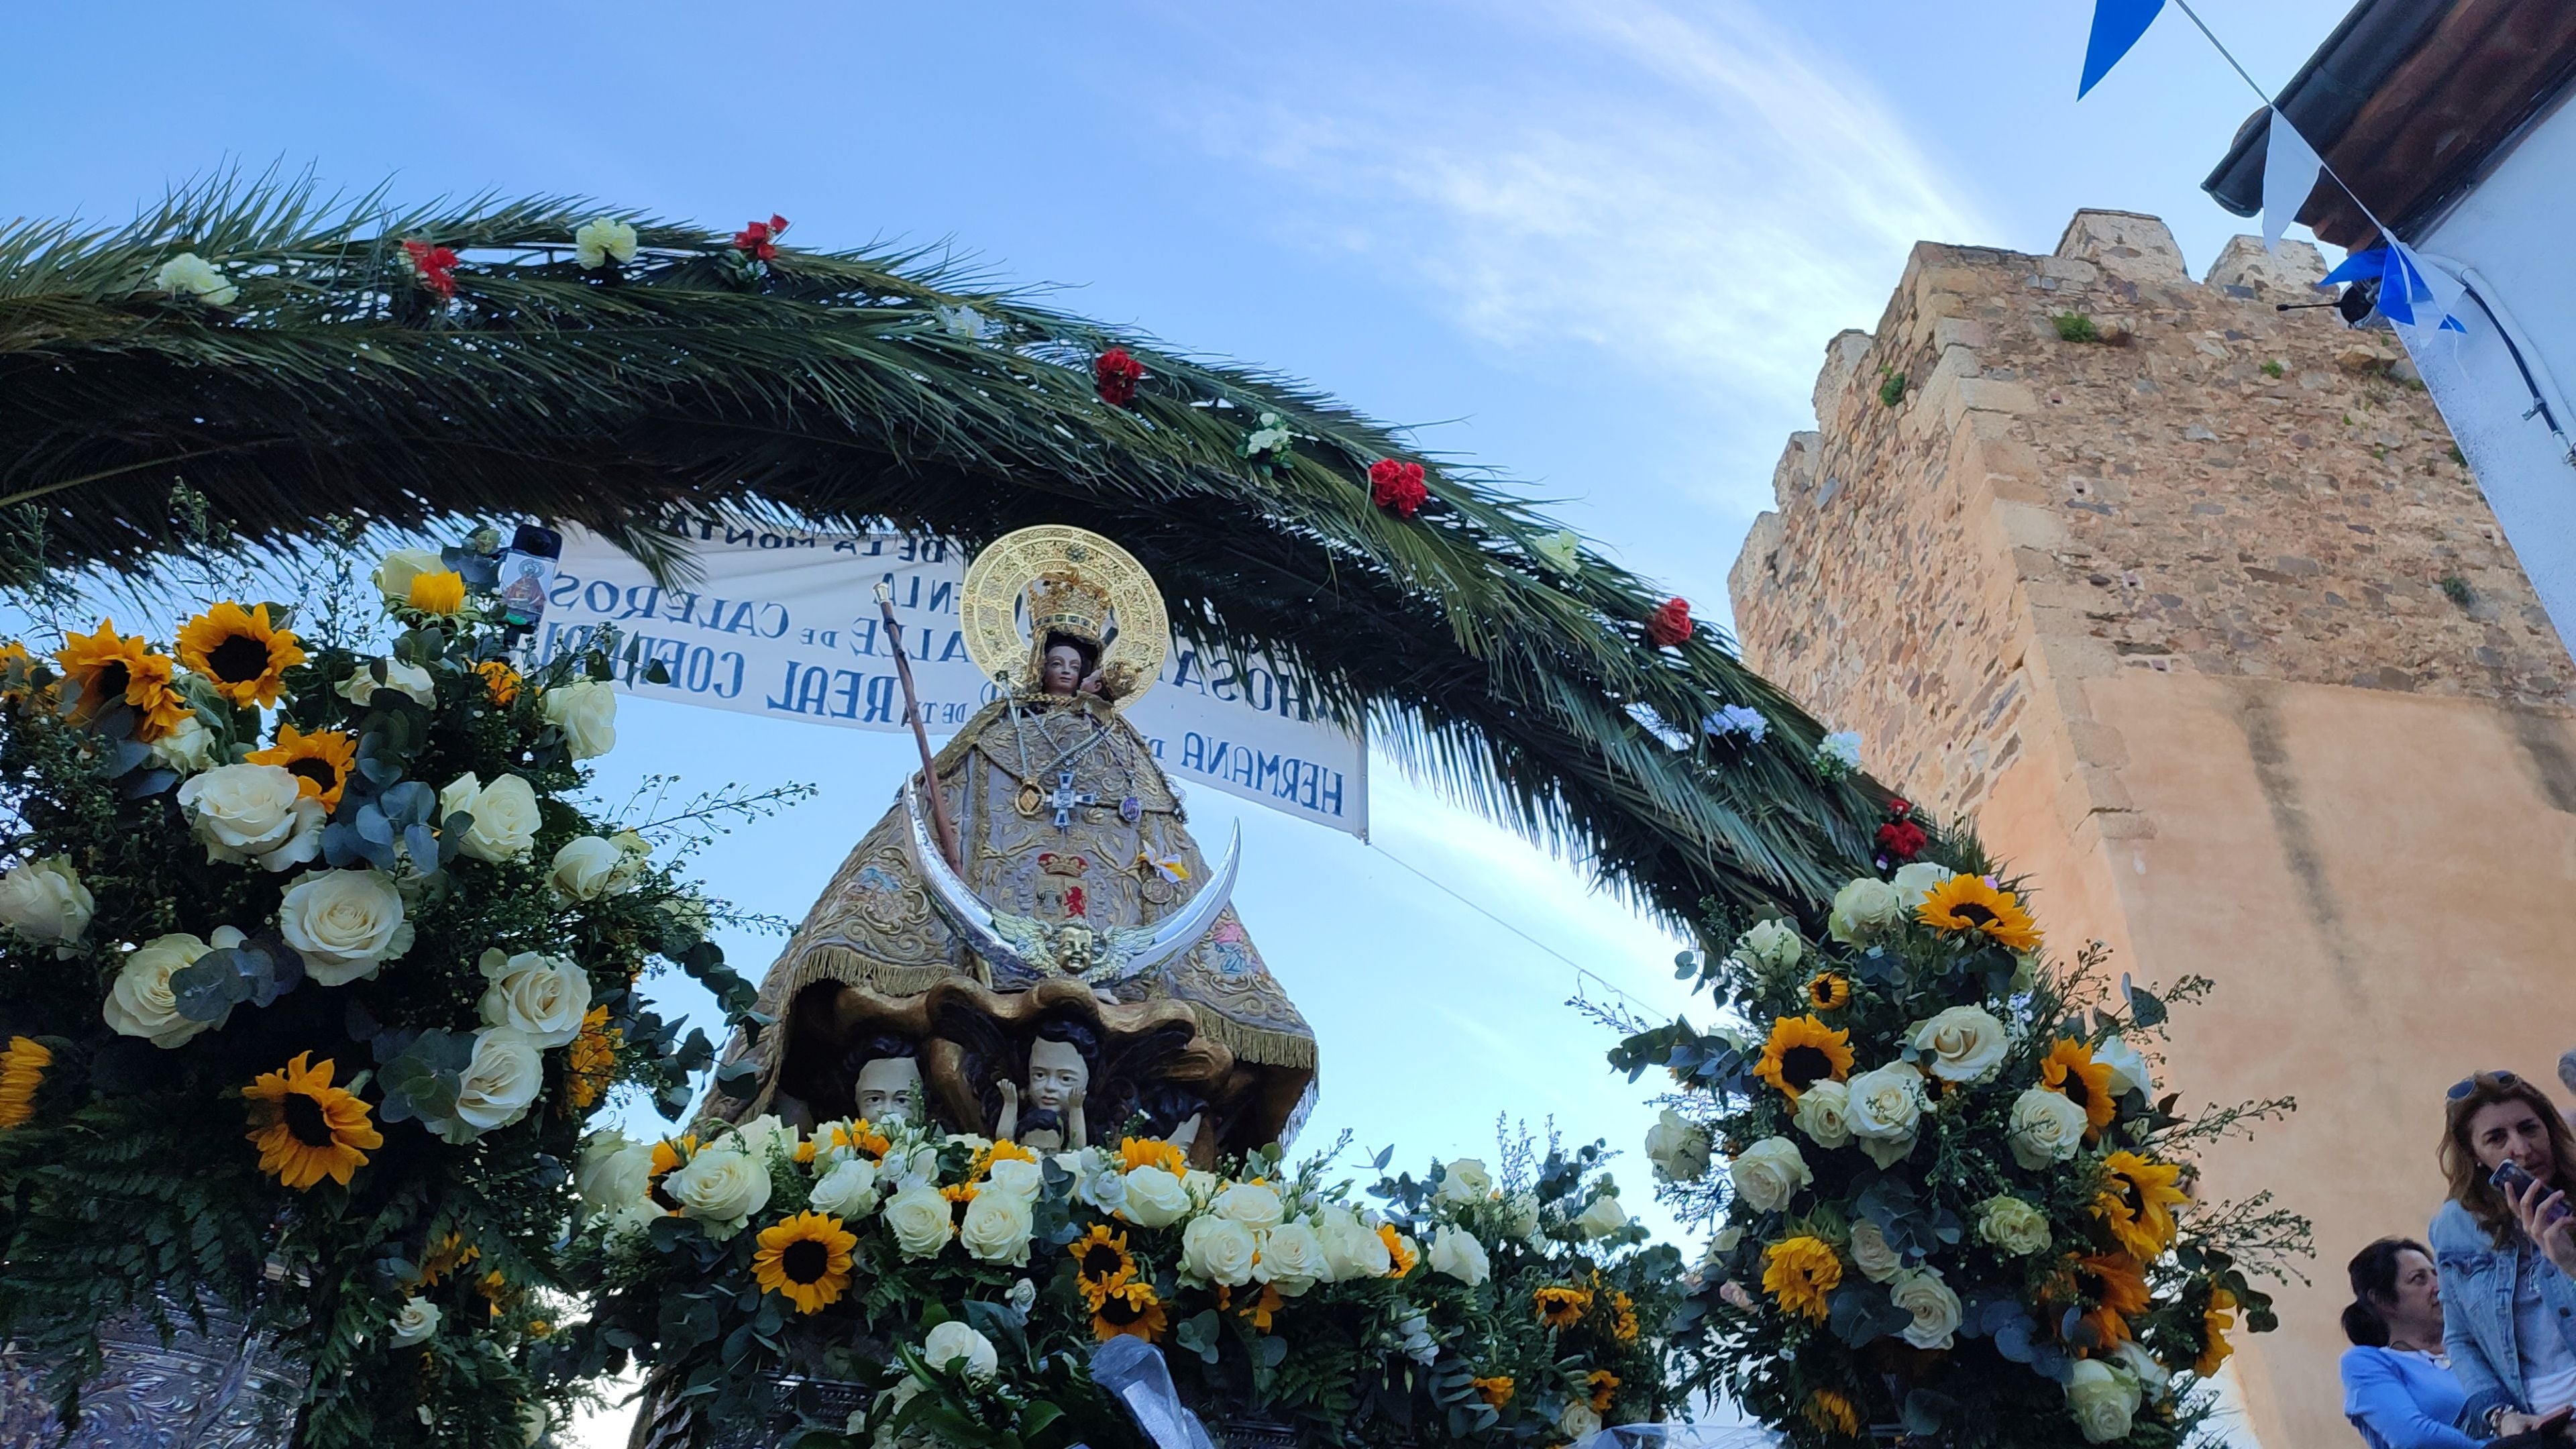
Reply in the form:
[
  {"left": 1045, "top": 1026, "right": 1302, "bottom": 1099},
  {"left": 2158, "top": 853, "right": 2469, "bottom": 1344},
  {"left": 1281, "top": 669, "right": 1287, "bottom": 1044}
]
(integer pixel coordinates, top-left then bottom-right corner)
[
  {"left": 1876, "top": 818, "right": 1928, "bottom": 863},
  {"left": 402, "top": 239, "right": 460, "bottom": 299},
  {"left": 732, "top": 213, "right": 790, "bottom": 260},
  {"left": 1368, "top": 459, "right": 1429, "bottom": 519},
  {"left": 1094, "top": 346, "right": 1145, "bottom": 407},
  {"left": 1646, "top": 597, "right": 1693, "bottom": 649}
]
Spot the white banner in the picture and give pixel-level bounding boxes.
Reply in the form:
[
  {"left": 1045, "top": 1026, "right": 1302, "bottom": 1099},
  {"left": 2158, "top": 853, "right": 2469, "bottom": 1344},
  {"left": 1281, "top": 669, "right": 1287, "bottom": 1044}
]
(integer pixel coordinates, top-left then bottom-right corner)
[{"left": 531, "top": 521, "right": 1367, "bottom": 837}]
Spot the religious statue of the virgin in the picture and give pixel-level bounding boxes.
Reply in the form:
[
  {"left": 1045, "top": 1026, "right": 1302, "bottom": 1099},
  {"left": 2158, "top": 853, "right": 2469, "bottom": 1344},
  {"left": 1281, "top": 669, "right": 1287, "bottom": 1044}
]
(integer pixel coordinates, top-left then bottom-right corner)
[{"left": 706, "top": 526, "right": 1316, "bottom": 1161}]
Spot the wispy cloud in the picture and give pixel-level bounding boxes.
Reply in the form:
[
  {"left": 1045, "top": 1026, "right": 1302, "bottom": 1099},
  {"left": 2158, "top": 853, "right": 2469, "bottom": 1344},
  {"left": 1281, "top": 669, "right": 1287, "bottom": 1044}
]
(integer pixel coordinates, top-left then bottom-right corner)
[{"left": 1176, "top": 0, "right": 1990, "bottom": 405}]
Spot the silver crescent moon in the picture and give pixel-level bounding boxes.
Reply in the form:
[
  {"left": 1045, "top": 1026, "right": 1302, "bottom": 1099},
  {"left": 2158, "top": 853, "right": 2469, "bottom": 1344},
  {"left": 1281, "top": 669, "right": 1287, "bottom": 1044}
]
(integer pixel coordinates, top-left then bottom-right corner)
[{"left": 1116, "top": 820, "right": 1242, "bottom": 979}]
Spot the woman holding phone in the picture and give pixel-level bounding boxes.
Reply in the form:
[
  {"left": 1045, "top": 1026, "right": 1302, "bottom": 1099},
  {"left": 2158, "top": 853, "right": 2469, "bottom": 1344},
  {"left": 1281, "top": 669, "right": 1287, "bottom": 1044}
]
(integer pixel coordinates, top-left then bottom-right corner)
[{"left": 2431, "top": 1071, "right": 2576, "bottom": 1436}]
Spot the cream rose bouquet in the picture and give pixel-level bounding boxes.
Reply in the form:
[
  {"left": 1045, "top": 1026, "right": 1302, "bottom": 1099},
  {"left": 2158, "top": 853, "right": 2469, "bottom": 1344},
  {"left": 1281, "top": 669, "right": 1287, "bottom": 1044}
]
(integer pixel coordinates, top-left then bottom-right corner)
[
  {"left": 1606, "top": 816, "right": 2309, "bottom": 1449},
  {"left": 564, "top": 1118, "right": 1678, "bottom": 1449},
  {"left": 0, "top": 537, "right": 775, "bottom": 1449}
]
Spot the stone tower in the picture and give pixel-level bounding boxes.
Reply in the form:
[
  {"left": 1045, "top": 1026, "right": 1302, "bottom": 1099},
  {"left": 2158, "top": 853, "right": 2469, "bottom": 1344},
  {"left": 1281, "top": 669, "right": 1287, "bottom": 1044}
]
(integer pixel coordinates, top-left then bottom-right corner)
[{"left": 1731, "top": 211, "right": 2576, "bottom": 1449}]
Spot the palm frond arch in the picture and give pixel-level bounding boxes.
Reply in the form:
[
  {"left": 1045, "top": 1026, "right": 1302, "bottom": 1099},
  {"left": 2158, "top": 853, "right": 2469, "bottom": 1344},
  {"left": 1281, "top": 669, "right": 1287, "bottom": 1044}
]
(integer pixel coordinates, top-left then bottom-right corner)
[{"left": 0, "top": 178, "right": 1889, "bottom": 929}]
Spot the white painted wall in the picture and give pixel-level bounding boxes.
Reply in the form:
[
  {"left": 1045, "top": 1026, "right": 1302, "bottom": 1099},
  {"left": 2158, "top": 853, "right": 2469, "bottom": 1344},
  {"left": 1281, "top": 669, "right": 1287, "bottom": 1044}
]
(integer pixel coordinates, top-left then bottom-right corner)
[{"left": 2406, "top": 91, "right": 2576, "bottom": 659}]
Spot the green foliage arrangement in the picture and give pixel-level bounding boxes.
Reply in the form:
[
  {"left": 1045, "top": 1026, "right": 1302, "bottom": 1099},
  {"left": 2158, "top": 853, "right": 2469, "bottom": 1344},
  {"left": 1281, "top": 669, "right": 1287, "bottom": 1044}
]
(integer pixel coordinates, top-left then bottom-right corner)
[
  {"left": 0, "top": 538, "right": 765, "bottom": 1448},
  {"left": 1604, "top": 829, "right": 2310, "bottom": 1449},
  {"left": 561, "top": 1114, "right": 1678, "bottom": 1449}
]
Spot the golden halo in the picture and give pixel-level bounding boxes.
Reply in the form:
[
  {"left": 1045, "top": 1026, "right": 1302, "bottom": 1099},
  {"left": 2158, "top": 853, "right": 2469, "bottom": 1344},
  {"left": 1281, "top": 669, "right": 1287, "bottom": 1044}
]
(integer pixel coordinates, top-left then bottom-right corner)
[{"left": 961, "top": 526, "right": 1167, "bottom": 710}]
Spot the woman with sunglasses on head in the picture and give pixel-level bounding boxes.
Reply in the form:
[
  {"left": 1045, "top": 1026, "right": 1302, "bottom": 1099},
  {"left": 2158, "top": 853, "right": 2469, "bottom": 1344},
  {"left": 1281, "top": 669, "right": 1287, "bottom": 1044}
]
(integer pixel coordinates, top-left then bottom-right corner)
[{"left": 2432, "top": 1071, "right": 2576, "bottom": 1439}]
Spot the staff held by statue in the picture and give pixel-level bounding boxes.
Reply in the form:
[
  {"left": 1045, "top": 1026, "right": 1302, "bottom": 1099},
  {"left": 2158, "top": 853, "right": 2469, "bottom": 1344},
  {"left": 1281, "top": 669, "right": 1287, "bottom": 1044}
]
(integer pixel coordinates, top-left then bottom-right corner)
[{"left": 874, "top": 580, "right": 962, "bottom": 871}]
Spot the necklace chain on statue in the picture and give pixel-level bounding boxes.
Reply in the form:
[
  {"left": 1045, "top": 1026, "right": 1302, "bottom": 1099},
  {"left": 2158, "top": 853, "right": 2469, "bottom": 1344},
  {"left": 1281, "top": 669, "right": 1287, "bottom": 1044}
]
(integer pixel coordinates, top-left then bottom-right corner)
[{"left": 1006, "top": 703, "right": 1143, "bottom": 829}]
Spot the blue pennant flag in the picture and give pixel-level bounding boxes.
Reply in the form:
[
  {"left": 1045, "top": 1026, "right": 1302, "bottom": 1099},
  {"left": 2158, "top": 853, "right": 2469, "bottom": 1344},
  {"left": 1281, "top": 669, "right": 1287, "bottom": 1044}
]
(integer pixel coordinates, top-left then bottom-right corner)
[
  {"left": 2080, "top": 0, "right": 2168, "bottom": 97},
  {"left": 2318, "top": 246, "right": 2465, "bottom": 332}
]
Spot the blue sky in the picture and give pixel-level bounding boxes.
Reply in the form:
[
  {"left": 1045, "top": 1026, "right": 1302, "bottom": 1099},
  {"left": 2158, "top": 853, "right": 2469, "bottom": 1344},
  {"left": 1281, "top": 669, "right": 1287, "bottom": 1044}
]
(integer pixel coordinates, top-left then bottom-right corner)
[{"left": 6, "top": 0, "right": 2354, "bottom": 1387}]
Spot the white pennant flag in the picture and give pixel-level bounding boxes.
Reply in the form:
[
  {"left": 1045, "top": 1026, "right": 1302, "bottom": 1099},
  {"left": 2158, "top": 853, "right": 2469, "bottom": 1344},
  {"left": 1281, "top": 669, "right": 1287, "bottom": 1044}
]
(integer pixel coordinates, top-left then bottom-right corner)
[{"left": 2262, "top": 107, "right": 2325, "bottom": 254}]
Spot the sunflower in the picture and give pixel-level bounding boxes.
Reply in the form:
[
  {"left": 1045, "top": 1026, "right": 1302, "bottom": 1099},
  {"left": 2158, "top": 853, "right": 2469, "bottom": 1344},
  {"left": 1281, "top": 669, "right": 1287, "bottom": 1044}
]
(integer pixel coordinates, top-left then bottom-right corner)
[
  {"left": 1586, "top": 1371, "right": 1619, "bottom": 1413},
  {"left": 1091, "top": 1279, "right": 1167, "bottom": 1343},
  {"left": 1472, "top": 1376, "right": 1515, "bottom": 1409},
  {"left": 2039, "top": 1038, "right": 2118, "bottom": 1140},
  {"left": 1120, "top": 1136, "right": 1186, "bottom": 1175},
  {"left": 1534, "top": 1285, "right": 1593, "bottom": 1328},
  {"left": 561, "top": 1006, "right": 621, "bottom": 1112},
  {"left": 1762, "top": 1236, "right": 1843, "bottom": 1323},
  {"left": 1804, "top": 1389, "right": 1862, "bottom": 1438},
  {"left": 416, "top": 1232, "right": 480, "bottom": 1287},
  {"left": 178, "top": 603, "right": 305, "bottom": 708},
  {"left": 1378, "top": 1223, "right": 1418, "bottom": 1276},
  {"left": 823, "top": 1119, "right": 890, "bottom": 1161},
  {"left": 1069, "top": 1224, "right": 1137, "bottom": 1307},
  {"left": 2196, "top": 1286, "right": 2239, "bottom": 1377},
  {"left": 0, "top": 1036, "right": 51, "bottom": 1129},
  {"left": 475, "top": 659, "right": 523, "bottom": 705},
  {"left": 407, "top": 570, "right": 469, "bottom": 615},
  {"left": 1609, "top": 1290, "right": 1640, "bottom": 1343},
  {"left": 247, "top": 723, "right": 359, "bottom": 809},
  {"left": 243, "top": 1051, "right": 382, "bottom": 1190},
  {"left": 52, "top": 621, "right": 188, "bottom": 739},
  {"left": 2092, "top": 1150, "right": 2189, "bottom": 1260},
  {"left": 751, "top": 1210, "right": 858, "bottom": 1314},
  {"left": 1236, "top": 1282, "right": 1283, "bottom": 1332},
  {"left": 1915, "top": 874, "right": 2043, "bottom": 952},
  {"left": 1805, "top": 972, "right": 1850, "bottom": 1011},
  {"left": 2067, "top": 1252, "right": 2152, "bottom": 1350},
  {"left": 647, "top": 1133, "right": 698, "bottom": 1211},
  {"left": 1752, "top": 1015, "right": 1855, "bottom": 1102}
]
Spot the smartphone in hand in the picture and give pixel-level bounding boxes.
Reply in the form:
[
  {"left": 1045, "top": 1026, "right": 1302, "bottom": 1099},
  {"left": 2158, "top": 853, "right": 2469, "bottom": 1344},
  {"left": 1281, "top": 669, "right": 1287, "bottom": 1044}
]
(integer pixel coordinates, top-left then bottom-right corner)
[{"left": 2492, "top": 1160, "right": 2575, "bottom": 1226}]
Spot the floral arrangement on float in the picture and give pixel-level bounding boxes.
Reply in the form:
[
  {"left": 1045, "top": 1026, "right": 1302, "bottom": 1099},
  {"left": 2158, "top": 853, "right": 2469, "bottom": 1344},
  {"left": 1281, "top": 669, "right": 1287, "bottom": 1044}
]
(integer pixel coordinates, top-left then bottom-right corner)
[
  {"left": 0, "top": 537, "right": 770, "bottom": 1449},
  {"left": 1606, "top": 818, "right": 2310, "bottom": 1449},
  {"left": 561, "top": 1114, "right": 1680, "bottom": 1449}
]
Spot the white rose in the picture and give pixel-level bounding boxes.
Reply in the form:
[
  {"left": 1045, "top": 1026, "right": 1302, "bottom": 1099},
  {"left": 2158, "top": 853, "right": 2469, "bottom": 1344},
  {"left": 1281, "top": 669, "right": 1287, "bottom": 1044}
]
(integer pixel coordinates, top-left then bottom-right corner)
[
  {"left": 730, "top": 1114, "right": 798, "bottom": 1167},
  {"left": 1847, "top": 1063, "right": 1927, "bottom": 1167},
  {"left": 336, "top": 658, "right": 436, "bottom": 707},
  {"left": 574, "top": 217, "right": 640, "bottom": 270},
  {"left": 476, "top": 949, "right": 592, "bottom": 1048},
  {"left": 959, "top": 1187, "right": 1036, "bottom": 1265},
  {"left": 1792, "top": 1079, "right": 1856, "bottom": 1148},
  {"left": 811, "top": 1158, "right": 881, "bottom": 1219},
  {"left": 883, "top": 1183, "right": 955, "bottom": 1259},
  {"left": 1320, "top": 1207, "right": 1391, "bottom": 1281},
  {"left": 2113, "top": 1340, "right": 2173, "bottom": 1404},
  {"left": 922, "top": 1320, "right": 998, "bottom": 1381},
  {"left": 2009, "top": 1087, "right": 2091, "bottom": 1170},
  {"left": 1214, "top": 1182, "right": 1284, "bottom": 1231},
  {"left": 549, "top": 836, "right": 639, "bottom": 902},
  {"left": 388, "top": 1296, "right": 441, "bottom": 1347},
  {"left": 1434, "top": 1158, "right": 1493, "bottom": 1205},
  {"left": 542, "top": 679, "right": 618, "bottom": 760},
  {"left": 1560, "top": 1401, "right": 1603, "bottom": 1443},
  {"left": 1828, "top": 876, "right": 1904, "bottom": 943},
  {"left": 177, "top": 764, "right": 324, "bottom": 871},
  {"left": 439, "top": 773, "right": 542, "bottom": 864},
  {"left": 1891, "top": 1265, "right": 1963, "bottom": 1349},
  {"left": 1890, "top": 861, "right": 1953, "bottom": 906},
  {"left": 2064, "top": 1358, "right": 2141, "bottom": 1444},
  {"left": 983, "top": 1157, "right": 1043, "bottom": 1202},
  {"left": 146, "top": 713, "right": 218, "bottom": 775},
  {"left": 104, "top": 932, "right": 221, "bottom": 1046},
  {"left": 1120, "top": 1166, "right": 1191, "bottom": 1228},
  {"left": 2096, "top": 1035, "right": 2154, "bottom": 1099},
  {"left": 155, "top": 252, "right": 239, "bottom": 306},
  {"left": 1183, "top": 1169, "right": 1220, "bottom": 1206},
  {"left": 1181, "top": 1214, "right": 1259, "bottom": 1287},
  {"left": 278, "top": 869, "right": 415, "bottom": 986},
  {"left": 1977, "top": 1195, "right": 2053, "bottom": 1256},
  {"left": 667, "top": 1145, "right": 771, "bottom": 1236},
  {"left": 371, "top": 549, "right": 444, "bottom": 603},
  {"left": 1849, "top": 1220, "right": 1904, "bottom": 1283},
  {"left": 576, "top": 1132, "right": 656, "bottom": 1220},
  {"left": 519, "top": 1402, "right": 548, "bottom": 1448},
  {"left": 1909, "top": 1005, "right": 2011, "bottom": 1085},
  {"left": 1728, "top": 1136, "right": 1811, "bottom": 1214},
  {"left": 1574, "top": 1191, "right": 1629, "bottom": 1240},
  {"left": 454, "top": 1027, "right": 545, "bottom": 1135},
  {"left": 1258, "top": 1220, "right": 1330, "bottom": 1295},
  {"left": 1499, "top": 1189, "right": 1542, "bottom": 1240},
  {"left": 0, "top": 856, "right": 94, "bottom": 945},
  {"left": 1646, "top": 1108, "right": 1713, "bottom": 1182},
  {"left": 1428, "top": 1226, "right": 1491, "bottom": 1286},
  {"left": 1737, "top": 918, "right": 1803, "bottom": 970}
]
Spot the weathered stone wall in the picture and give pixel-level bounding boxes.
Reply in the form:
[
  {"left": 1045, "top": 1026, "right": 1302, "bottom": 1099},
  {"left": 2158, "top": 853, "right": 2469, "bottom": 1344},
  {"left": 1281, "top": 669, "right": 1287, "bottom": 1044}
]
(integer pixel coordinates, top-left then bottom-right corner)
[{"left": 1730, "top": 211, "right": 2576, "bottom": 1449}]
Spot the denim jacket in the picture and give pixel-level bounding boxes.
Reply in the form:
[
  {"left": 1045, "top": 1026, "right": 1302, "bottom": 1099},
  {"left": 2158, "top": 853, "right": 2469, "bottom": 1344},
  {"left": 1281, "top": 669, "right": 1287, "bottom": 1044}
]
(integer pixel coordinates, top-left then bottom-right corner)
[{"left": 2430, "top": 1197, "right": 2576, "bottom": 1428}]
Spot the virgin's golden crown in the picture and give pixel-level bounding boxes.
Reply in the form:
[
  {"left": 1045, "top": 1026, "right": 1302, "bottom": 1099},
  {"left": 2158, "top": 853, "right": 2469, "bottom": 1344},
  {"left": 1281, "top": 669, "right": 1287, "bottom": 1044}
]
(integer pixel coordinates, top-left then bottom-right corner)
[{"left": 1027, "top": 570, "right": 1112, "bottom": 647}]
